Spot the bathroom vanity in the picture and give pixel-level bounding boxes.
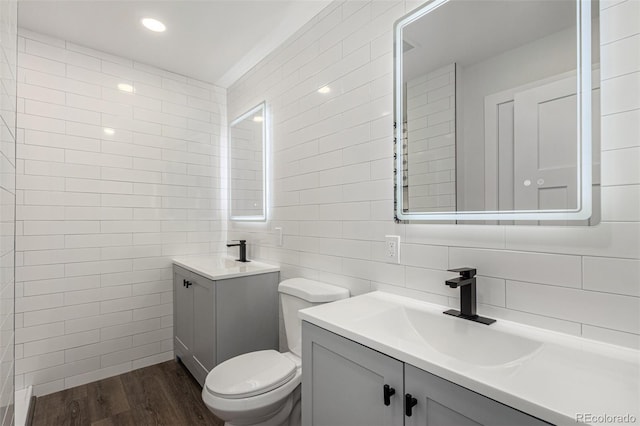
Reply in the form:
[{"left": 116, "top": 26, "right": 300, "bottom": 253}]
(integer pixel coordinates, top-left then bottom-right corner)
[
  {"left": 303, "top": 323, "right": 547, "bottom": 425},
  {"left": 300, "top": 292, "right": 640, "bottom": 426},
  {"left": 172, "top": 256, "right": 280, "bottom": 386}
]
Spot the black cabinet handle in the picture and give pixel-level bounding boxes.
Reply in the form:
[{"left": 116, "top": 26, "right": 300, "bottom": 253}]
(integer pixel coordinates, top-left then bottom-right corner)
[
  {"left": 182, "top": 279, "right": 187, "bottom": 287},
  {"left": 383, "top": 384, "right": 395, "bottom": 406},
  {"left": 405, "top": 394, "right": 417, "bottom": 417},
  {"left": 185, "top": 280, "right": 192, "bottom": 288}
]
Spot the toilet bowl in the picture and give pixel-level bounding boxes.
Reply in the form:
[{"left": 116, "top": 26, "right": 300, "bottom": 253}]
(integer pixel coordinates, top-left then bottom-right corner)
[{"left": 202, "top": 278, "right": 349, "bottom": 426}]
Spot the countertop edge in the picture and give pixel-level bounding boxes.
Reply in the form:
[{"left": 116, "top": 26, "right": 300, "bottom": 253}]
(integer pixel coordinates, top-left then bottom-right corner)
[{"left": 172, "top": 257, "right": 280, "bottom": 281}]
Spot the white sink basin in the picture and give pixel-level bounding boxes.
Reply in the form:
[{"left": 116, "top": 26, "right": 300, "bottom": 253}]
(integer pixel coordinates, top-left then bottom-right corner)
[
  {"left": 354, "top": 305, "right": 543, "bottom": 367},
  {"left": 299, "top": 291, "right": 640, "bottom": 426}
]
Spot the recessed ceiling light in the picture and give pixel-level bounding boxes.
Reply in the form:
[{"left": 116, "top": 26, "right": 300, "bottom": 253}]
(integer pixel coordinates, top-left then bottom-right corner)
[
  {"left": 142, "top": 18, "right": 166, "bottom": 33},
  {"left": 103, "top": 128, "right": 115, "bottom": 135},
  {"left": 318, "top": 86, "right": 331, "bottom": 94},
  {"left": 117, "top": 83, "right": 134, "bottom": 93},
  {"left": 253, "top": 116, "right": 264, "bottom": 122}
]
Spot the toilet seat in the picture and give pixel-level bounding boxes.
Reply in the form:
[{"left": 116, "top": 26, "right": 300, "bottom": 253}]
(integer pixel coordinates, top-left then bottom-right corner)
[
  {"left": 202, "top": 356, "right": 302, "bottom": 424},
  {"left": 206, "top": 350, "right": 296, "bottom": 399}
]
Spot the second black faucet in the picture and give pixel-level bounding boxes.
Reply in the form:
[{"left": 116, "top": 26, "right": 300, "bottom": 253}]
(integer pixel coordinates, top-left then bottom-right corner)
[{"left": 226, "top": 240, "right": 249, "bottom": 262}]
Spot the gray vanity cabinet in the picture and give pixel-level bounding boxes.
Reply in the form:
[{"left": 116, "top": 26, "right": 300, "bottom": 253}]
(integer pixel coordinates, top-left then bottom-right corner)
[
  {"left": 173, "top": 265, "right": 279, "bottom": 386},
  {"left": 302, "top": 322, "right": 404, "bottom": 426},
  {"left": 404, "top": 365, "right": 549, "bottom": 426},
  {"left": 174, "top": 266, "right": 216, "bottom": 386},
  {"left": 302, "top": 322, "right": 549, "bottom": 426},
  {"left": 174, "top": 267, "right": 194, "bottom": 357}
]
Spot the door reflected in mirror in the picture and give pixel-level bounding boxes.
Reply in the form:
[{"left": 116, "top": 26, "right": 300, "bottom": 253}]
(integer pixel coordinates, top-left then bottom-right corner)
[
  {"left": 394, "top": 0, "right": 600, "bottom": 223},
  {"left": 229, "top": 102, "right": 267, "bottom": 221}
]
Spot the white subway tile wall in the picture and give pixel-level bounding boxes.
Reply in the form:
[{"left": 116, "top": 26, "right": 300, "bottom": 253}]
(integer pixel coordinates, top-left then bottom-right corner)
[
  {"left": 0, "top": 0, "right": 17, "bottom": 423},
  {"left": 15, "top": 29, "right": 226, "bottom": 395},
  {"left": 405, "top": 63, "right": 456, "bottom": 212},
  {"left": 227, "top": 0, "right": 640, "bottom": 350}
]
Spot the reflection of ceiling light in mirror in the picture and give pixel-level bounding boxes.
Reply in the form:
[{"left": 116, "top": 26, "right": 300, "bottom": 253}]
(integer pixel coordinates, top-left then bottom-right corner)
[
  {"left": 253, "top": 116, "right": 264, "bottom": 122},
  {"left": 117, "top": 83, "right": 134, "bottom": 93},
  {"left": 142, "top": 18, "right": 166, "bottom": 32},
  {"left": 318, "top": 86, "right": 330, "bottom": 94},
  {"left": 103, "top": 128, "right": 115, "bottom": 135}
]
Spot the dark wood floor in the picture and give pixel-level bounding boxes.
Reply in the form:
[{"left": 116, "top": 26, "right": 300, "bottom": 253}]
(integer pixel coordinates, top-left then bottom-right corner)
[{"left": 32, "top": 360, "right": 224, "bottom": 426}]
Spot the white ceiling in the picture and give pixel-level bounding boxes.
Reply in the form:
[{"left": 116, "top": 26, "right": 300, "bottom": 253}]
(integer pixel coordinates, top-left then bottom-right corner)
[
  {"left": 18, "top": 0, "right": 332, "bottom": 87},
  {"left": 402, "top": 0, "right": 577, "bottom": 81}
]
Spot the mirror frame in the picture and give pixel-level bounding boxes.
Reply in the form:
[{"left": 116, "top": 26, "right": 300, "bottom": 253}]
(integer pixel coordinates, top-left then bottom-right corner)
[
  {"left": 393, "top": 0, "right": 594, "bottom": 222},
  {"left": 229, "top": 101, "right": 267, "bottom": 222}
]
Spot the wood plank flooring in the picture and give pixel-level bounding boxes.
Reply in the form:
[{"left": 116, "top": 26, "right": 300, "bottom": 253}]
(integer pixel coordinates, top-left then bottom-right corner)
[{"left": 31, "top": 360, "right": 224, "bottom": 426}]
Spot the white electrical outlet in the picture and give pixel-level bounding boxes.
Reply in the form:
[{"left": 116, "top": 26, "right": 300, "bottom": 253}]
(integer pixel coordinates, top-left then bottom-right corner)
[{"left": 384, "top": 235, "right": 401, "bottom": 264}]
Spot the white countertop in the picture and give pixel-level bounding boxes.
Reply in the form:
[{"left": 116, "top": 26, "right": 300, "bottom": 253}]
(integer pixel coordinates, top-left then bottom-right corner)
[
  {"left": 299, "top": 291, "right": 640, "bottom": 426},
  {"left": 172, "top": 255, "right": 279, "bottom": 280}
]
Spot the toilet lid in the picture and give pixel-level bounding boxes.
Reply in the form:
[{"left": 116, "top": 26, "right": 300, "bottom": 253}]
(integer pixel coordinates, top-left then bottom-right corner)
[{"left": 205, "top": 350, "right": 296, "bottom": 399}]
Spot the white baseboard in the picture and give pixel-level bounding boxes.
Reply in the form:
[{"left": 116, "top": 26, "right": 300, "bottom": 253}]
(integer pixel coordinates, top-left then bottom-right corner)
[{"left": 15, "top": 386, "right": 33, "bottom": 426}]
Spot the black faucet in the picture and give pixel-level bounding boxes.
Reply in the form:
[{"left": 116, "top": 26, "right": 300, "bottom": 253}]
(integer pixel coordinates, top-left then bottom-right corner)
[
  {"left": 443, "top": 267, "right": 495, "bottom": 325},
  {"left": 226, "top": 240, "right": 249, "bottom": 263}
]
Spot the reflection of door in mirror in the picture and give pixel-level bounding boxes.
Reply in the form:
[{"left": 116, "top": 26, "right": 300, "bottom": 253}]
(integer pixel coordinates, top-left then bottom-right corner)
[{"left": 484, "top": 71, "right": 601, "bottom": 225}]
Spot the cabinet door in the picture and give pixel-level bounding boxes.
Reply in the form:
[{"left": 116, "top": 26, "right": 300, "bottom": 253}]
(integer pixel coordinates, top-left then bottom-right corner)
[
  {"left": 191, "top": 275, "right": 215, "bottom": 386},
  {"left": 405, "top": 365, "right": 550, "bottom": 426},
  {"left": 302, "top": 322, "right": 403, "bottom": 426},
  {"left": 173, "top": 268, "right": 194, "bottom": 357}
]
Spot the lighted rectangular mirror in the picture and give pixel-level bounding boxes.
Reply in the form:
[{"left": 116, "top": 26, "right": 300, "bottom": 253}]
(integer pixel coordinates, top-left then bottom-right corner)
[
  {"left": 394, "top": 0, "right": 600, "bottom": 222},
  {"left": 229, "top": 102, "right": 266, "bottom": 221}
]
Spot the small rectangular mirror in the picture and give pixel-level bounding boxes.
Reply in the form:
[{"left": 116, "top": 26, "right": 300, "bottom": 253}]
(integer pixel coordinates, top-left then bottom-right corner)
[
  {"left": 394, "top": 0, "right": 600, "bottom": 222},
  {"left": 229, "top": 102, "right": 267, "bottom": 221}
]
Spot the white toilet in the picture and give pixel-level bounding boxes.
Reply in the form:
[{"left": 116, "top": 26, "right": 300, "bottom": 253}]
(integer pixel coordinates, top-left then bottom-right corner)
[{"left": 202, "top": 278, "right": 350, "bottom": 426}]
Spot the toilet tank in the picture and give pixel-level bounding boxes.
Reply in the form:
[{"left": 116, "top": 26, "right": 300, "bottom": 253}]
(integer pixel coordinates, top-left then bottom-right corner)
[{"left": 278, "top": 278, "right": 349, "bottom": 357}]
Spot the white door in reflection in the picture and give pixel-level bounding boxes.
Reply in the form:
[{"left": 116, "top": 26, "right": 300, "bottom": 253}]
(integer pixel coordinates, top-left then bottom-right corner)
[{"left": 485, "top": 71, "right": 600, "bottom": 224}]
